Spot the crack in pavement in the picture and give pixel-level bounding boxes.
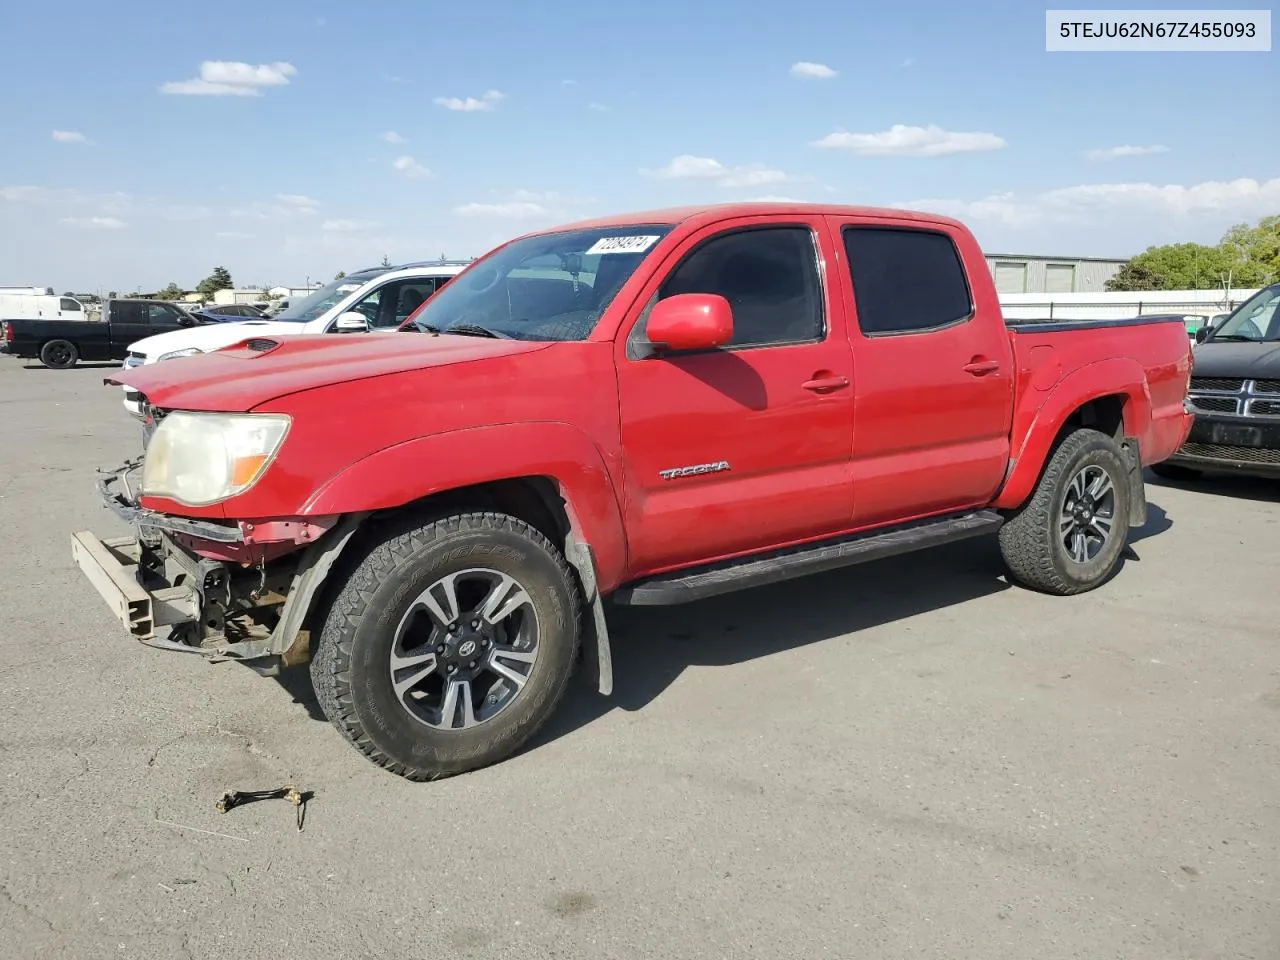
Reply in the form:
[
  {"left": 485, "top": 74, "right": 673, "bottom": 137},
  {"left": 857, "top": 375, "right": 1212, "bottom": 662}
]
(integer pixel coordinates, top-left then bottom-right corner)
[{"left": 0, "top": 878, "right": 56, "bottom": 933}]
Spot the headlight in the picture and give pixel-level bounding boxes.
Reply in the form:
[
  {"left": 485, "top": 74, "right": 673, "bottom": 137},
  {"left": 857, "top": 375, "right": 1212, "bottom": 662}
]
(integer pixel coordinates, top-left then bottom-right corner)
[
  {"left": 156, "top": 346, "right": 204, "bottom": 362},
  {"left": 141, "top": 412, "right": 290, "bottom": 506}
]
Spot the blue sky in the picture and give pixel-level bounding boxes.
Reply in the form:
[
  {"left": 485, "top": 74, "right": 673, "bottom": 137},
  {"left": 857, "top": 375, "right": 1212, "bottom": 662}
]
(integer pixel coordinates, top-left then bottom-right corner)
[{"left": 1, "top": 0, "right": 1276, "bottom": 291}]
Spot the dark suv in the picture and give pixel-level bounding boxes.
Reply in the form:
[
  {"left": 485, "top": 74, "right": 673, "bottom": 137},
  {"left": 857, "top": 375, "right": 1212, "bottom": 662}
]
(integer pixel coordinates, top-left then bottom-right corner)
[{"left": 1156, "top": 283, "right": 1280, "bottom": 480}]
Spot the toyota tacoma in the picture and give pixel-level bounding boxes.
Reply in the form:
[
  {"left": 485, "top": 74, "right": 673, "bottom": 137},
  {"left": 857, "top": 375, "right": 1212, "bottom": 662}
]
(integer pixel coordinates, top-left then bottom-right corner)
[{"left": 72, "top": 203, "right": 1194, "bottom": 780}]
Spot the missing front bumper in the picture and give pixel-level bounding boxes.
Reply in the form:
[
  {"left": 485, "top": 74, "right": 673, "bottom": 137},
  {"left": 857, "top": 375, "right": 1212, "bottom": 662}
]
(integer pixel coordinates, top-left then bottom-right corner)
[{"left": 70, "top": 530, "right": 201, "bottom": 648}]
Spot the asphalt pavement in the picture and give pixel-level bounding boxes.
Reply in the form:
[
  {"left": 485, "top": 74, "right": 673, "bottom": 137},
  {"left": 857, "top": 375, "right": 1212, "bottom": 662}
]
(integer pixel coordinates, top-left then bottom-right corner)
[{"left": 1, "top": 357, "right": 1277, "bottom": 960}]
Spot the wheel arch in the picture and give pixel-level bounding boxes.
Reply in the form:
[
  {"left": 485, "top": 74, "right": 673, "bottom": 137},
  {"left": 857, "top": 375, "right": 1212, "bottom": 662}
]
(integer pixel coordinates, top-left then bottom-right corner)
[
  {"left": 296, "top": 423, "right": 627, "bottom": 696},
  {"left": 995, "top": 358, "right": 1151, "bottom": 521}
]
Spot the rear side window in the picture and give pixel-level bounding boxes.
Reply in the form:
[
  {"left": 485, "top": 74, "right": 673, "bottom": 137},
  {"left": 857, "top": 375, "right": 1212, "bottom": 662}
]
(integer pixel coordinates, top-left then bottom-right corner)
[
  {"left": 113, "top": 302, "right": 143, "bottom": 323},
  {"left": 842, "top": 227, "right": 973, "bottom": 336}
]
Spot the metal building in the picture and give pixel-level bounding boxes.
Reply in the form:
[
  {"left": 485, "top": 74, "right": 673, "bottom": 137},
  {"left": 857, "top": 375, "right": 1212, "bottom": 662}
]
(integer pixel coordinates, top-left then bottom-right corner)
[{"left": 984, "top": 253, "right": 1128, "bottom": 294}]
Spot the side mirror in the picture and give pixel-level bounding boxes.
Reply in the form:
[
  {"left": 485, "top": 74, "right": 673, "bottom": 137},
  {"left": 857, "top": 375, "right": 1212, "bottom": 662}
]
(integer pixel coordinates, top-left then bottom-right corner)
[
  {"left": 334, "top": 312, "right": 369, "bottom": 333},
  {"left": 1195, "top": 326, "right": 1210, "bottom": 343},
  {"left": 645, "top": 293, "right": 733, "bottom": 353}
]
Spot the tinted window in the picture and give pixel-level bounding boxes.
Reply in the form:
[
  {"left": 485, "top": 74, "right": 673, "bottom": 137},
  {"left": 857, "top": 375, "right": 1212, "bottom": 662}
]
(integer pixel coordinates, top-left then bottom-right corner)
[
  {"left": 842, "top": 227, "right": 972, "bottom": 335},
  {"left": 112, "top": 302, "right": 144, "bottom": 323},
  {"left": 657, "top": 226, "right": 822, "bottom": 347},
  {"left": 146, "top": 304, "right": 181, "bottom": 325},
  {"left": 344, "top": 279, "right": 441, "bottom": 329},
  {"left": 60, "top": 298, "right": 81, "bottom": 311}
]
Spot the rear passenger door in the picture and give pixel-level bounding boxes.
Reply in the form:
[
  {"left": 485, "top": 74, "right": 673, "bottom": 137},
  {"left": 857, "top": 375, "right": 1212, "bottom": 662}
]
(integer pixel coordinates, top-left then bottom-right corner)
[
  {"left": 615, "top": 217, "right": 855, "bottom": 574},
  {"left": 830, "top": 219, "right": 1014, "bottom": 525},
  {"left": 108, "top": 302, "right": 150, "bottom": 349}
]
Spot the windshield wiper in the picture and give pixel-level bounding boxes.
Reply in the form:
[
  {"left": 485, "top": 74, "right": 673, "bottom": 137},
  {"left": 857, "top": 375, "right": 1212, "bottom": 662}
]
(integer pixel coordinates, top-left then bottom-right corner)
[
  {"left": 1205, "top": 334, "right": 1259, "bottom": 342},
  {"left": 443, "top": 323, "right": 508, "bottom": 339}
]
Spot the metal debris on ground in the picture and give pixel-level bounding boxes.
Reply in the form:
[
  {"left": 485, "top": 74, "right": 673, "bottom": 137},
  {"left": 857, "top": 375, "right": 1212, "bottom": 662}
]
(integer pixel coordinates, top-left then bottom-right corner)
[{"left": 214, "top": 785, "right": 313, "bottom": 831}]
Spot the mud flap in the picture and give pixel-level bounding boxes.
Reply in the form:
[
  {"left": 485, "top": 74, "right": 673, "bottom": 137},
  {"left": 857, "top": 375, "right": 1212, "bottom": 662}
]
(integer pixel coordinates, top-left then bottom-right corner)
[
  {"left": 1120, "top": 436, "right": 1147, "bottom": 528},
  {"left": 565, "top": 535, "right": 614, "bottom": 696}
]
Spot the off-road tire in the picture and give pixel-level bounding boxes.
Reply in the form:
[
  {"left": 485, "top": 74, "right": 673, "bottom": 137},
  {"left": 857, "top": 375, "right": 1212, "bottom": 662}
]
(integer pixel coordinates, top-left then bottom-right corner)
[
  {"left": 1150, "top": 462, "right": 1202, "bottom": 481},
  {"left": 998, "top": 428, "right": 1131, "bottom": 596},
  {"left": 40, "top": 339, "right": 78, "bottom": 369},
  {"left": 310, "top": 511, "right": 582, "bottom": 781}
]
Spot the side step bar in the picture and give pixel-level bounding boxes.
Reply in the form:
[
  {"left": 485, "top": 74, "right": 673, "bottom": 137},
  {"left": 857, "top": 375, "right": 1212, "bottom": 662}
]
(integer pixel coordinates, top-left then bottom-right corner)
[{"left": 611, "top": 509, "right": 1004, "bottom": 606}]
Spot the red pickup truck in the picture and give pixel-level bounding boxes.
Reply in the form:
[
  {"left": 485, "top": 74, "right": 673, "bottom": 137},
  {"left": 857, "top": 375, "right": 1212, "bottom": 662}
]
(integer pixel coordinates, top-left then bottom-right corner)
[{"left": 73, "top": 203, "right": 1193, "bottom": 780}]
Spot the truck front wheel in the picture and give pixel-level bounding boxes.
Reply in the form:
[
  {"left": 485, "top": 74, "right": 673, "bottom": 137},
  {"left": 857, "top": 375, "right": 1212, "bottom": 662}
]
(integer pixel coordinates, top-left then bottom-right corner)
[
  {"left": 310, "top": 512, "right": 582, "bottom": 780},
  {"left": 998, "top": 428, "right": 1131, "bottom": 596},
  {"left": 40, "top": 339, "right": 78, "bottom": 369}
]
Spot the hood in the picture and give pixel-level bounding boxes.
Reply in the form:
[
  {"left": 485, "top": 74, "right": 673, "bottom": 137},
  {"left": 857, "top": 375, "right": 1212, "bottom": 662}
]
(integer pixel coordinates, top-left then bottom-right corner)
[
  {"left": 1191, "top": 340, "right": 1280, "bottom": 379},
  {"left": 130, "top": 320, "right": 307, "bottom": 357},
  {"left": 110, "top": 331, "right": 550, "bottom": 411}
]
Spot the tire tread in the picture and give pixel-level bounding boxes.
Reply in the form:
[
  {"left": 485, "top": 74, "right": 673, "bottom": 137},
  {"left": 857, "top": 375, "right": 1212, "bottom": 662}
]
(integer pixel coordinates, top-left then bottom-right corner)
[
  {"left": 998, "top": 428, "right": 1128, "bottom": 597},
  {"left": 310, "top": 511, "right": 581, "bottom": 781}
]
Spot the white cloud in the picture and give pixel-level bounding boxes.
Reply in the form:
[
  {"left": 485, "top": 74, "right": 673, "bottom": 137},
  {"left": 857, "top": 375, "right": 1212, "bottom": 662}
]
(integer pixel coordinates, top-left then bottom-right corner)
[
  {"left": 433, "top": 90, "right": 505, "bottom": 112},
  {"left": 322, "top": 218, "right": 379, "bottom": 232},
  {"left": 215, "top": 230, "right": 255, "bottom": 240},
  {"left": 901, "top": 57, "right": 915, "bottom": 68},
  {"left": 276, "top": 193, "right": 320, "bottom": 209},
  {"left": 562, "top": 79, "right": 578, "bottom": 86},
  {"left": 745, "top": 195, "right": 802, "bottom": 203},
  {"left": 588, "top": 102, "right": 611, "bottom": 113},
  {"left": 52, "top": 130, "right": 90, "bottom": 144},
  {"left": 454, "top": 201, "right": 550, "bottom": 219},
  {"left": 812, "top": 124, "right": 1007, "bottom": 157},
  {"left": 790, "top": 61, "right": 837, "bottom": 79},
  {"left": 1084, "top": 144, "right": 1171, "bottom": 160},
  {"left": 452, "top": 189, "right": 593, "bottom": 221},
  {"left": 381, "top": 130, "right": 406, "bottom": 143},
  {"left": 60, "top": 216, "right": 125, "bottom": 229},
  {"left": 641, "top": 154, "right": 793, "bottom": 189},
  {"left": 1, "top": 185, "right": 78, "bottom": 203},
  {"left": 160, "top": 60, "right": 297, "bottom": 97},
  {"left": 229, "top": 196, "right": 321, "bottom": 222},
  {"left": 642, "top": 154, "right": 728, "bottom": 180},
  {"left": 392, "top": 156, "right": 431, "bottom": 179},
  {"left": 720, "top": 166, "right": 791, "bottom": 188},
  {"left": 900, "top": 176, "right": 1280, "bottom": 232}
]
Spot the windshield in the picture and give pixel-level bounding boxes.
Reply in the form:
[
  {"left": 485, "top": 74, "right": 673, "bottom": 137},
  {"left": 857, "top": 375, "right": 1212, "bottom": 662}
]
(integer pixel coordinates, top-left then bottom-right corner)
[
  {"left": 275, "top": 270, "right": 388, "bottom": 322},
  {"left": 1208, "top": 284, "right": 1280, "bottom": 341},
  {"left": 408, "top": 225, "right": 673, "bottom": 341}
]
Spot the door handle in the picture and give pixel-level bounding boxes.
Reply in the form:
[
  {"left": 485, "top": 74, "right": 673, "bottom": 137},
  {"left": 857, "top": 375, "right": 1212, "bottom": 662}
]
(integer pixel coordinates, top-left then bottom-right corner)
[
  {"left": 963, "top": 359, "right": 1000, "bottom": 376},
  {"left": 802, "top": 375, "right": 850, "bottom": 393}
]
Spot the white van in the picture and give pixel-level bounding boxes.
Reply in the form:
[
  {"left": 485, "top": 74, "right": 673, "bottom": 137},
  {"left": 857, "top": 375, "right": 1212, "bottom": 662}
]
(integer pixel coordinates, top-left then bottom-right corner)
[
  {"left": 0, "top": 290, "right": 88, "bottom": 321},
  {"left": 119, "top": 260, "right": 470, "bottom": 416}
]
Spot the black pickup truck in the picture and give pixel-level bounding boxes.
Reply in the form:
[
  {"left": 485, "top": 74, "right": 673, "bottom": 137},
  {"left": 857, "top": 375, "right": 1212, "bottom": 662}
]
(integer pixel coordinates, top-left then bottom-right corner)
[
  {"left": 1157, "top": 282, "right": 1280, "bottom": 480},
  {"left": 0, "top": 299, "right": 198, "bottom": 369}
]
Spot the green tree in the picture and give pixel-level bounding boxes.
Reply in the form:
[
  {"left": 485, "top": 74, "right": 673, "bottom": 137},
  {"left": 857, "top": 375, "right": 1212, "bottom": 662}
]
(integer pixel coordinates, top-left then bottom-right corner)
[
  {"left": 1107, "top": 215, "right": 1280, "bottom": 291},
  {"left": 195, "top": 266, "right": 234, "bottom": 299},
  {"left": 1106, "top": 261, "right": 1169, "bottom": 291},
  {"left": 334, "top": 270, "right": 346, "bottom": 280},
  {"left": 1220, "top": 215, "right": 1280, "bottom": 286},
  {"left": 156, "top": 282, "right": 185, "bottom": 300}
]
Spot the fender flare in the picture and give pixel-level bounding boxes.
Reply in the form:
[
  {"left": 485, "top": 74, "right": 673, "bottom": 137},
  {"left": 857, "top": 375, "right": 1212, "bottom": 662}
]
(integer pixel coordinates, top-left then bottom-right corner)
[
  {"left": 993, "top": 357, "right": 1151, "bottom": 511},
  {"left": 299, "top": 422, "right": 628, "bottom": 696}
]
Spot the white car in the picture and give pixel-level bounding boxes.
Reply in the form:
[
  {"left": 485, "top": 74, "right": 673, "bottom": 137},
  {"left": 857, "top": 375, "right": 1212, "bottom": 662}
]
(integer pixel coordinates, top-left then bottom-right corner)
[{"left": 120, "top": 261, "right": 469, "bottom": 416}]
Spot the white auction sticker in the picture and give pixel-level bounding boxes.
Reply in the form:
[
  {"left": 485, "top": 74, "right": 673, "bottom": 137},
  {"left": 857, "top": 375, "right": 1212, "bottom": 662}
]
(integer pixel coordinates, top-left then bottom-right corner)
[{"left": 585, "top": 235, "right": 662, "bottom": 256}]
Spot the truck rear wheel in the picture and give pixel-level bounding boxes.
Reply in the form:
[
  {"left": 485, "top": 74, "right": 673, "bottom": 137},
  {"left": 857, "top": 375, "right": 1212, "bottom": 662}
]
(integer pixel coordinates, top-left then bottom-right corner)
[
  {"left": 310, "top": 512, "right": 582, "bottom": 781},
  {"left": 998, "top": 428, "right": 1131, "bottom": 596},
  {"left": 40, "top": 339, "right": 78, "bottom": 369}
]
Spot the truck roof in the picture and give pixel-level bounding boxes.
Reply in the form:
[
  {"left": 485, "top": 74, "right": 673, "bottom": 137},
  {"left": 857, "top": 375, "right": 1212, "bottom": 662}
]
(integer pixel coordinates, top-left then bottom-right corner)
[{"left": 543, "top": 201, "right": 969, "bottom": 234}]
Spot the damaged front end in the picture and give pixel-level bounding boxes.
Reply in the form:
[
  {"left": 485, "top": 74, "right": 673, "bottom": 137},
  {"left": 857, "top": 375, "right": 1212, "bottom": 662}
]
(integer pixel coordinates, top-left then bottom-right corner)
[{"left": 71, "top": 459, "right": 364, "bottom": 676}]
